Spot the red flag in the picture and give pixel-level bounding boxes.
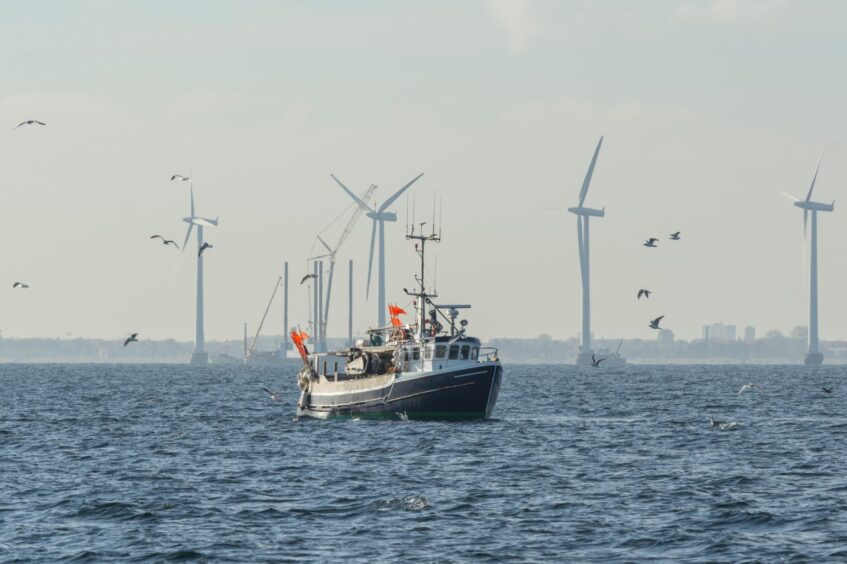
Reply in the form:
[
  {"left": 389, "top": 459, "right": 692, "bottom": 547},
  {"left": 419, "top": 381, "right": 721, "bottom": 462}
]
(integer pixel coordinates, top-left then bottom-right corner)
[
  {"left": 290, "top": 329, "right": 309, "bottom": 360},
  {"left": 388, "top": 304, "right": 407, "bottom": 316}
]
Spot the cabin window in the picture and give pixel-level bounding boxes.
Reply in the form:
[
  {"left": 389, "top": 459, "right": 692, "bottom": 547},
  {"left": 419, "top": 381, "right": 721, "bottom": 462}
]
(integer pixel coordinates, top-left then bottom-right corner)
[
  {"left": 424, "top": 347, "right": 433, "bottom": 360},
  {"left": 435, "top": 345, "right": 446, "bottom": 359},
  {"left": 449, "top": 345, "right": 459, "bottom": 360},
  {"left": 460, "top": 345, "right": 470, "bottom": 360},
  {"left": 413, "top": 347, "right": 420, "bottom": 361},
  {"left": 471, "top": 347, "right": 479, "bottom": 360},
  {"left": 404, "top": 350, "right": 411, "bottom": 361}
]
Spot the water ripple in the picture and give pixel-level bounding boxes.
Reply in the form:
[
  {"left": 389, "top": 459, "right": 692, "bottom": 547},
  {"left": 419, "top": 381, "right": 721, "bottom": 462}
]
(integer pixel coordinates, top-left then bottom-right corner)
[{"left": 1, "top": 363, "right": 846, "bottom": 561}]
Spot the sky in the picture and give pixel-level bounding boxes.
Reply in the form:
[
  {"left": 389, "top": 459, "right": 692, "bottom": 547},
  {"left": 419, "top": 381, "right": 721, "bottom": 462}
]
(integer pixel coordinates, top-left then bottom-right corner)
[{"left": 1, "top": 0, "right": 847, "bottom": 343}]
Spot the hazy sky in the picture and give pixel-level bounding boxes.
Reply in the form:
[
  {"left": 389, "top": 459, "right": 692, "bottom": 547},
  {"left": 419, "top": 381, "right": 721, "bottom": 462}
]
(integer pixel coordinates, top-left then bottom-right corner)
[{"left": 2, "top": 0, "right": 847, "bottom": 343}]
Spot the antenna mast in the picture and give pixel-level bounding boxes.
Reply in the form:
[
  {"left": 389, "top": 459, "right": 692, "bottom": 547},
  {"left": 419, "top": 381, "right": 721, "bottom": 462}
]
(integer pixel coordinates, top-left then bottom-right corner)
[{"left": 405, "top": 214, "right": 440, "bottom": 341}]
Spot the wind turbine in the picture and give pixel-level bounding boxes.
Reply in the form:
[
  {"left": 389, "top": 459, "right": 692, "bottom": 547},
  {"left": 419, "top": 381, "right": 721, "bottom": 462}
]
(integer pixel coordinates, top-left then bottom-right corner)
[
  {"left": 784, "top": 144, "right": 834, "bottom": 366},
  {"left": 559, "top": 136, "right": 605, "bottom": 367},
  {"left": 332, "top": 173, "right": 424, "bottom": 328},
  {"left": 178, "top": 169, "right": 219, "bottom": 365}
]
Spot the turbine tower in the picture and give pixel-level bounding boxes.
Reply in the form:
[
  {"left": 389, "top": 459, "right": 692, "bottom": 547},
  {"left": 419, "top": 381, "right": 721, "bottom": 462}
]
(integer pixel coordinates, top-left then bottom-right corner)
[
  {"left": 179, "top": 176, "right": 219, "bottom": 365},
  {"left": 332, "top": 173, "right": 424, "bottom": 328},
  {"left": 566, "top": 136, "right": 605, "bottom": 367},
  {"left": 786, "top": 145, "right": 834, "bottom": 366}
]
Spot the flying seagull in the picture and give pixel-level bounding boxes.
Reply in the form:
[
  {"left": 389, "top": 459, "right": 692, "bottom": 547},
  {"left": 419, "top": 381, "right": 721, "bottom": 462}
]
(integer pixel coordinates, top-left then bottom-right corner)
[
  {"left": 150, "top": 235, "right": 179, "bottom": 249},
  {"left": 823, "top": 386, "right": 834, "bottom": 394},
  {"left": 643, "top": 238, "right": 659, "bottom": 248},
  {"left": 637, "top": 289, "right": 651, "bottom": 299},
  {"left": 12, "top": 282, "right": 29, "bottom": 289},
  {"left": 737, "top": 383, "right": 765, "bottom": 396},
  {"left": 300, "top": 273, "right": 317, "bottom": 285},
  {"left": 649, "top": 316, "right": 664, "bottom": 330},
  {"left": 262, "top": 386, "right": 280, "bottom": 401},
  {"left": 123, "top": 333, "right": 139, "bottom": 347},
  {"left": 590, "top": 354, "right": 604, "bottom": 368},
  {"left": 669, "top": 232, "right": 681, "bottom": 240},
  {"left": 14, "top": 120, "right": 46, "bottom": 130},
  {"left": 170, "top": 174, "right": 190, "bottom": 181},
  {"left": 198, "top": 242, "right": 213, "bottom": 256}
]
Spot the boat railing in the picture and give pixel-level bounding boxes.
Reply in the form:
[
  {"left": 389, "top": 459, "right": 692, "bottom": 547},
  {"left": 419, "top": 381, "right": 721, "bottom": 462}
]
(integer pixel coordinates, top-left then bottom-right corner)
[{"left": 478, "top": 347, "right": 499, "bottom": 362}]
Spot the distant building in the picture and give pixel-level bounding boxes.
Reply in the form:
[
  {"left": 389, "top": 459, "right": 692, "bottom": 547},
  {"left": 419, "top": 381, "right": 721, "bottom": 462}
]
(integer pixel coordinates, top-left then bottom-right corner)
[
  {"left": 703, "top": 322, "right": 737, "bottom": 342},
  {"left": 744, "top": 326, "right": 756, "bottom": 343},
  {"left": 658, "top": 329, "right": 674, "bottom": 345}
]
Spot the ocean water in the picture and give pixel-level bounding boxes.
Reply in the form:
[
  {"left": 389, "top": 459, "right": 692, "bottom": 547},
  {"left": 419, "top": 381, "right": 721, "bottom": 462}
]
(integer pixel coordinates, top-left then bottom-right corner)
[{"left": 1, "top": 363, "right": 846, "bottom": 562}]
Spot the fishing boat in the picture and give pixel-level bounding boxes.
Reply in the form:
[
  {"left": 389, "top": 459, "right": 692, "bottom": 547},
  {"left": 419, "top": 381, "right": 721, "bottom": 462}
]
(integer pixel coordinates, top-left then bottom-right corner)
[{"left": 290, "top": 224, "right": 503, "bottom": 420}]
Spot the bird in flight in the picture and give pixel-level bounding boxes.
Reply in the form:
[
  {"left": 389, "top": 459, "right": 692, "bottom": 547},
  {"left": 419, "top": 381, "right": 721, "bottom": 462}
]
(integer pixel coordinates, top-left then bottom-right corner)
[
  {"left": 150, "top": 235, "right": 179, "bottom": 249},
  {"left": 300, "top": 273, "right": 317, "bottom": 285},
  {"left": 637, "top": 289, "right": 651, "bottom": 299},
  {"left": 823, "top": 386, "right": 834, "bottom": 394},
  {"left": 170, "top": 174, "right": 190, "bottom": 181},
  {"left": 124, "top": 333, "right": 139, "bottom": 347},
  {"left": 14, "top": 120, "right": 46, "bottom": 130},
  {"left": 649, "top": 316, "right": 664, "bottom": 330},
  {"left": 262, "top": 386, "right": 280, "bottom": 401},
  {"left": 737, "top": 383, "right": 765, "bottom": 396},
  {"left": 590, "top": 354, "right": 604, "bottom": 367},
  {"left": 12, "top": 282, "right": 30, "bottom": 289},
  {"left": 198, "top": 242, "right": 213, "bottom": 256},
  {"left": 643, "top": 238, "right": 659, "bottom": 248},
  {"left": 669, "top": 232, "right": 681, "bottom": 240}
]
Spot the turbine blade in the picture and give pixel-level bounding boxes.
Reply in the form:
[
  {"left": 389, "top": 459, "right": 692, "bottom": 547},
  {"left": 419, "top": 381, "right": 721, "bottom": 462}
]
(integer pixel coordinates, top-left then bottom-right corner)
[
  {"left": 180, "top": 223, "right": 194, "bottom": 256},
  {"left": 781, "top": 191, "right": 800, "bottom": 203},
  {"left": 804, "top": 209, "right": 808, "bottom": 239},
  {"left": 578, "top": 136, "right": 603, "bottom": 207},
  {"left": 805, "top": 143, "right": 826, "bottom": 202},
  {"left": 332, "top": 174, "right": 373, "bottom": 212},
  {"left": 378, "top": 173, "right": 424, "bottom": 212},
  {"left": 365, "top": 219, "right": 377, "bottom": 300}
]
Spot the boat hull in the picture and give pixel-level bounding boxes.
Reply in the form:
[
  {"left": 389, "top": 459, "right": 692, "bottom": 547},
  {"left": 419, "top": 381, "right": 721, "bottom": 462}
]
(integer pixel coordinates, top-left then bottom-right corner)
[{"left": 297, "top": 363, "right": 503, "bottom": 421}]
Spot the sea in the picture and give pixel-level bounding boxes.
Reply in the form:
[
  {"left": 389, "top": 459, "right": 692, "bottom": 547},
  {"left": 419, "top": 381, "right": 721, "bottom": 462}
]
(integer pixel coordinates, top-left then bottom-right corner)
[{"left": 1, "top": 363, "right": 846, "bottom": 562}]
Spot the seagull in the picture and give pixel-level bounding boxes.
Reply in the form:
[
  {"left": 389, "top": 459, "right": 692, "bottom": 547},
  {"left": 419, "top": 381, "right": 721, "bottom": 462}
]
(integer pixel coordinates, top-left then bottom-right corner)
[
  {"left": 823, "top": 386, "right": 834, "bottom": 394},
  {"left": 649, "top": 316, "right": 664, "bottom": 330},
  {"left": 262, "top": 386, "right": 280, "bottom": 401},
  {"left": 14, "top": 120, "right": 46, "bottom": 130},
  {"left": 198, "top": 242, "right": 213, "bottom": 256},
  {"left": 590, "top": 354, "right": 605, "bottom": 367},
  {"left": 637, "top": 289, "right": 651, "bottom": 299},
  {"left": 12, "top": 282, "right": 30, "bottom": 289},
  {"left": 170, "top": 174, "right": 190, "bottom": 181},
  {"left": 737, "top": 383, "right": 765, "bottom": 396},
  {"left": 709, "top": 418, "right": 738, "bottom": 430},
  {"left": 123, "top": 333, "right": 139, "bottom": 347},
  {"left": 669, "top": 232, "right": 681, "bottom": 240},
  {"left": 150, "top": 235, "right": 179, "bottom": 249},
  {"left": 643, "top": 238, "right": 659, "bottom": 248},
  {"left": 300, "top": 273, "right": 317, "bottom": 285}
]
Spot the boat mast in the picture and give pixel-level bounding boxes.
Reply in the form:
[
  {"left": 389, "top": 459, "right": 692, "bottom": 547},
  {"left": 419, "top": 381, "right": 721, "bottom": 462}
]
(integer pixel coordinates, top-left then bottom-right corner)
[{"left": 406, "top": 221, "right": 439, "bottom": 341}]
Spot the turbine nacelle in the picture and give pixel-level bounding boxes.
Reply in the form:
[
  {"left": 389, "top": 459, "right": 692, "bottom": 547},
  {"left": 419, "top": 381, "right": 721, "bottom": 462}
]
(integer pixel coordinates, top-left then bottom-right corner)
[
  {"left": 794, "top": 201, "right": 834, "bottom": 213},
  {"left": 366, "top": 211, "right": 398, "bottom": 222},
  {"left": 567, "top": 206, "right": 605, "bottom": 218}
]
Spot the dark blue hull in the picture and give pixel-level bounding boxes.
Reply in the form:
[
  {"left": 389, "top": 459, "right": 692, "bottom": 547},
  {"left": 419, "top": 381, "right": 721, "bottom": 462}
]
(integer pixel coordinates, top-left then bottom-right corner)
[{"left": 298, "top": 363, "right": 503, "bottom": 420}]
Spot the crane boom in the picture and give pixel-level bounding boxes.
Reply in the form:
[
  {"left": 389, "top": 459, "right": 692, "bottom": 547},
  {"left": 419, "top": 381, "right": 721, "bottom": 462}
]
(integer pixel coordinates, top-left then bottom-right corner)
[
  {"left": 319, "top": 184, "right": 377, "bottom": 343},
  {"left": 248, "top": 276, "right": 283, "bottom": 357}
]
